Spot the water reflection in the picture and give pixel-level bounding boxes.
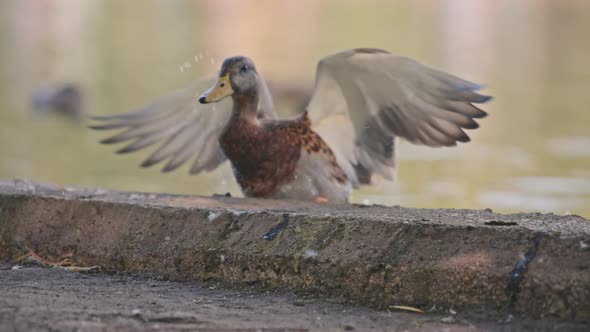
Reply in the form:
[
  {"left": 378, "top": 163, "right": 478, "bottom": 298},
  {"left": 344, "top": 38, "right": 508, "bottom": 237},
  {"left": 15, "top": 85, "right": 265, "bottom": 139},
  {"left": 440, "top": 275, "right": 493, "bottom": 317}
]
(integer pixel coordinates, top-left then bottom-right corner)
[
  {"left": 0, "top": 0, "right": 589, "bottom": 217},
  {"left": 547, "top": 137, "right": 590, "bottom": 158}
]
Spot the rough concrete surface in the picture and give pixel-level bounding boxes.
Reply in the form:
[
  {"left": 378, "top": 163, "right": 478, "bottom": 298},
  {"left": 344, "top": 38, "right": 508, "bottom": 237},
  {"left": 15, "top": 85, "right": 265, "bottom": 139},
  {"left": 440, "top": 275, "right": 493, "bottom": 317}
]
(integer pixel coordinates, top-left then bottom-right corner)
[
  {"left": 0, "top": 180, "right": 589, "bottom": 329},
  {"left": 2, "top": 266, "right": 587, "bottom": 332}
]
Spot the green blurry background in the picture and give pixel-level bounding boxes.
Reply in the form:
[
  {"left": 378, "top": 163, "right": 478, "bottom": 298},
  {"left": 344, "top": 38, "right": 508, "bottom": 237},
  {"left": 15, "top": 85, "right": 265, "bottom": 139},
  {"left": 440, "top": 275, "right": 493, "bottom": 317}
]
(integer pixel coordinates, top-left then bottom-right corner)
[{"left": 1, "top": 0, "right": 589, "bottom": 217}]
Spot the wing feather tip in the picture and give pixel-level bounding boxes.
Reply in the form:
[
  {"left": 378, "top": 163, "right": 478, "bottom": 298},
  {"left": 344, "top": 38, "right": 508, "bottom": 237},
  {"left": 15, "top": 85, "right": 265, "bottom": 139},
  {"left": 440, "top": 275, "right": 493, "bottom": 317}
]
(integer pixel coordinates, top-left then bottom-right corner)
[
  {"left": 471, "top": 106, "right": 488, "bottom": 119},
  {"left": 466, "top": 83, "right": 486, "bottom": 91},
  {"left": 88, "top": 125, "right": 109, "bottom": 130},
  {"left": 463, "top": 120, "right": 480, "bottom": 130},
  {"left": 99, "top": 137, "right": 120, "bottom": 145},
  {"left": 140, "top": 160, "right": 158, "bottom": 168},
  {"left": 87, "top": 114, "right": 112, "bottom": 121},
  {"left": 161, "top": 166, "right": 176, "bottom": 173},
  {"left": 457, "top": 135, "right": 471, "bottom": 143},
  {"left": 474, "top": 94, "right": 493, "bottom": 104},
  {"left": 115, "top": 147, "right": 132, "bottom": 154}
]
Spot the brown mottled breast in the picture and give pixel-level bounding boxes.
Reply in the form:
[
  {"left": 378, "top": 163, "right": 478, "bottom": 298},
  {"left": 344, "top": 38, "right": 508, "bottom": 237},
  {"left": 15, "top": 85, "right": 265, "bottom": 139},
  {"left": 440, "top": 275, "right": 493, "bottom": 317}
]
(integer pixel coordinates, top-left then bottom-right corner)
[
  {"left": 299, "top": 113, "right": 348, "bottom": 185},
  {"left": 219, "top": 111, "right": 347, "bottom": 197}
]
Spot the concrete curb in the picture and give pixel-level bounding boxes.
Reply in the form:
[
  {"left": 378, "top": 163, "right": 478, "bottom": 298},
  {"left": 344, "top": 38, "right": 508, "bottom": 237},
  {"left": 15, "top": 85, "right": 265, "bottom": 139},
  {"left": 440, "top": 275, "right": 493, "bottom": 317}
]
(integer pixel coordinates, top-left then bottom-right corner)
[{"left": 1, "top": 180, "right": 589, "bottom": 321}]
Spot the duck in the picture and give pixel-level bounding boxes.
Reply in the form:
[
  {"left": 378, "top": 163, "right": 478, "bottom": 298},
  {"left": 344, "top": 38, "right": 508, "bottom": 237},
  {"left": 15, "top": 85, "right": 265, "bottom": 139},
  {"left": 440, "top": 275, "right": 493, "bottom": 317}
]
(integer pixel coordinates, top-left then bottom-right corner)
[
  {"left": 91, "top": 48, "right": 491, "bottom": 204},
  {"left": 32, "top": 84, "right": 84, "bottom": 121}
]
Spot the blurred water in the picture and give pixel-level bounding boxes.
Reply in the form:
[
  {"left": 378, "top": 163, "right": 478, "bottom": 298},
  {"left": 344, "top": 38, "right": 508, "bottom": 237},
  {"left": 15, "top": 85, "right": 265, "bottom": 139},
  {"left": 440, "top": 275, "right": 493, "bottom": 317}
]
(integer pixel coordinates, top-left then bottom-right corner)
[{"left": 1, "top": 0, "right": 589, "bottom": 217}]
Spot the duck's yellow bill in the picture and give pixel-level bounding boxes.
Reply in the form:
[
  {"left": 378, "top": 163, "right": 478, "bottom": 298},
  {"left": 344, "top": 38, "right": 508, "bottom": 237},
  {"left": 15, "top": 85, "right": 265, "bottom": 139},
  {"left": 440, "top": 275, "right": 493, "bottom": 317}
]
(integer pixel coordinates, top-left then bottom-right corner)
[{"left": 198, "top": 74, "right": 233, "bottom": 104}]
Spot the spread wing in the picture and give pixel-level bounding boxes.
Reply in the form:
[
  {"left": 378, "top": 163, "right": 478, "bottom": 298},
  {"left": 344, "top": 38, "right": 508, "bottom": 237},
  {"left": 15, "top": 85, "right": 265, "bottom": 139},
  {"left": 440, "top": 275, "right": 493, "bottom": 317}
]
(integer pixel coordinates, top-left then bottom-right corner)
[
  {"left": 307, "top": 48, "right": 491, "bottom": 187},
  {"left": 90, "top": 75, "right": 277, "bottom": 174}
]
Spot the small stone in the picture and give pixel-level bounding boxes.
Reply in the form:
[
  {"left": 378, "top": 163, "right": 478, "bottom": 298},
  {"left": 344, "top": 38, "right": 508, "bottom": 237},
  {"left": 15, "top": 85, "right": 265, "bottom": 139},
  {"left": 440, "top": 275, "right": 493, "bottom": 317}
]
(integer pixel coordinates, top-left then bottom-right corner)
[
  {"left": 303, "top": 249, "right": 318, "bottom": 258},
  {"left": 208, "top": 211, "right": 221, "bottom": 222},
  {"left": 292, "top": 299, "right": 305, "bottom": 306},
  {"left": 504, "top": 314, "right": 514, "bottom": 323}
]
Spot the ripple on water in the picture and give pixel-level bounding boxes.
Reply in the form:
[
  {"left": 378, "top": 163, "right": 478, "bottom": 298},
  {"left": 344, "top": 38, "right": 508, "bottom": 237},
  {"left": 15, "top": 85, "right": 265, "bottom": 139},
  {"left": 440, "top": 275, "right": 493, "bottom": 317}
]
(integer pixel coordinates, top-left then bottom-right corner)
[
  {"left": 546, "top": 137, "right": 590, "bottom": 158},
  {"left": 510, "top": 176, "right": 590, "bottom": 195},
  {"left": 479, "top": 175, "right": 590, "bottom": 213},
  {"left": 478, "top": 191, "right": 587, "bottom": 213}
]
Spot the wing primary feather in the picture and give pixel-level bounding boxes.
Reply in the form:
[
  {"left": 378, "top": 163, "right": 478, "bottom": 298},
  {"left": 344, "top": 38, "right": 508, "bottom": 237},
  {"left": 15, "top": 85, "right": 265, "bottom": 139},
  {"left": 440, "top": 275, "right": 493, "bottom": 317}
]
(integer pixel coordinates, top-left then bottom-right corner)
[
  {"left": 116, "top": 135, "right": 162, "bottom": 154},
  {"left": 98, "top": 112, "right": 186, "bottom": 145},
  {"left": 446, "top": 89, "right": 493, "bottom": 103},
  {"left": 417, "top": 98, "right": 481, "bottom": 130},
  {"left": 189, "top": 141, "right": 226, "bottom": 174},
  {"left": 88, "top": 123, "right": 130, "bottom": 130},
  {"left": 161, "top": 126, "right": 209, "bottom": 173},
  {"left": 437, "top": 100, "right": 488, "bottom": 119},
  {"left": 115, "top": 124, "right": 182, "bottom": 154},
  {"left": 139, "top": 119, "right": 199, "bottom": 168},
  {"left": 377, "top": 105, "right": 417, "bottom": 141}
]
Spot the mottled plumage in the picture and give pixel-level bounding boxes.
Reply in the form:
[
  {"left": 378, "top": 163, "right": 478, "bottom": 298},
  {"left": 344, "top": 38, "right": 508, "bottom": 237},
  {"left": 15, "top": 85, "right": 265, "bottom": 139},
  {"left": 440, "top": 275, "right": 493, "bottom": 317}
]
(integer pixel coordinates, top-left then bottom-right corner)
[
  {"left": 91, "top": 49, "right": 491, "bottom": 203},
  {"left": 219, "top": 110, "right": 346, "bottom": 198}
]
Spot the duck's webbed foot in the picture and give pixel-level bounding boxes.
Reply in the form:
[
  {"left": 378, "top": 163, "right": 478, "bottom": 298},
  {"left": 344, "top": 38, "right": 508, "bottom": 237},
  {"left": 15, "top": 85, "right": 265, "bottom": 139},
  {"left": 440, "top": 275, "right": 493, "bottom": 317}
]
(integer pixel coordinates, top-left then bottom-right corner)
[{"left": 314, "top": 196, "right": 329, "bottom": 203}]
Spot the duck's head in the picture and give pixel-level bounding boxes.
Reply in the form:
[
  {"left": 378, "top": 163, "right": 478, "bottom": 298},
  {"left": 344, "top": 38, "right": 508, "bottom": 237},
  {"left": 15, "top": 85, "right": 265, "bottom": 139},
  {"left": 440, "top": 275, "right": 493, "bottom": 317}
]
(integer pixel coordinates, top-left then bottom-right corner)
[{"left": 199, "top": 56, "right": 258, "bottom": 104}]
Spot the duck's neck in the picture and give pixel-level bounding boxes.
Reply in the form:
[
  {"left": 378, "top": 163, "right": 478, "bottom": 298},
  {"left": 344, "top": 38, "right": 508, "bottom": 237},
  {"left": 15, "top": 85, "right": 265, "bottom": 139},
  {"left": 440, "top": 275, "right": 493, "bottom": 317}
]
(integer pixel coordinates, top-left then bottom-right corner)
[
  {"left": 231, "top": 93, "right": 259, "bottom": 123},
  {"left": 220, "top": 92, "right": 261, "bottom": 161}
]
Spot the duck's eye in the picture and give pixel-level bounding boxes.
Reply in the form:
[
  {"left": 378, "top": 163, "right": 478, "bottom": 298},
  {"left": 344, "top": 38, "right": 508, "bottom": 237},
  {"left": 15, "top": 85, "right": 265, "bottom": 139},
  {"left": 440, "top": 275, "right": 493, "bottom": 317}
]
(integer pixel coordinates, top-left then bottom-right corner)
[
  {"left": 220, "top": 82, "right": 225, "bottom": 87},
  {"left": 240, "top": 64, "right": 249, "bottom": 73}
]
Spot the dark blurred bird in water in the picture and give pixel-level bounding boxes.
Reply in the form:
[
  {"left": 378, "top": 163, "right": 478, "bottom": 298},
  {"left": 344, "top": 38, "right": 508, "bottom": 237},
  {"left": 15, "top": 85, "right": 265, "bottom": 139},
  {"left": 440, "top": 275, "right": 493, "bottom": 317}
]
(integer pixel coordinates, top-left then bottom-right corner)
[
  {"left": 91, "top": 49, "right": 491, "bottom": 203},
  {"left": 32, "top": 84, "right": 84, "bottom": 121}
]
